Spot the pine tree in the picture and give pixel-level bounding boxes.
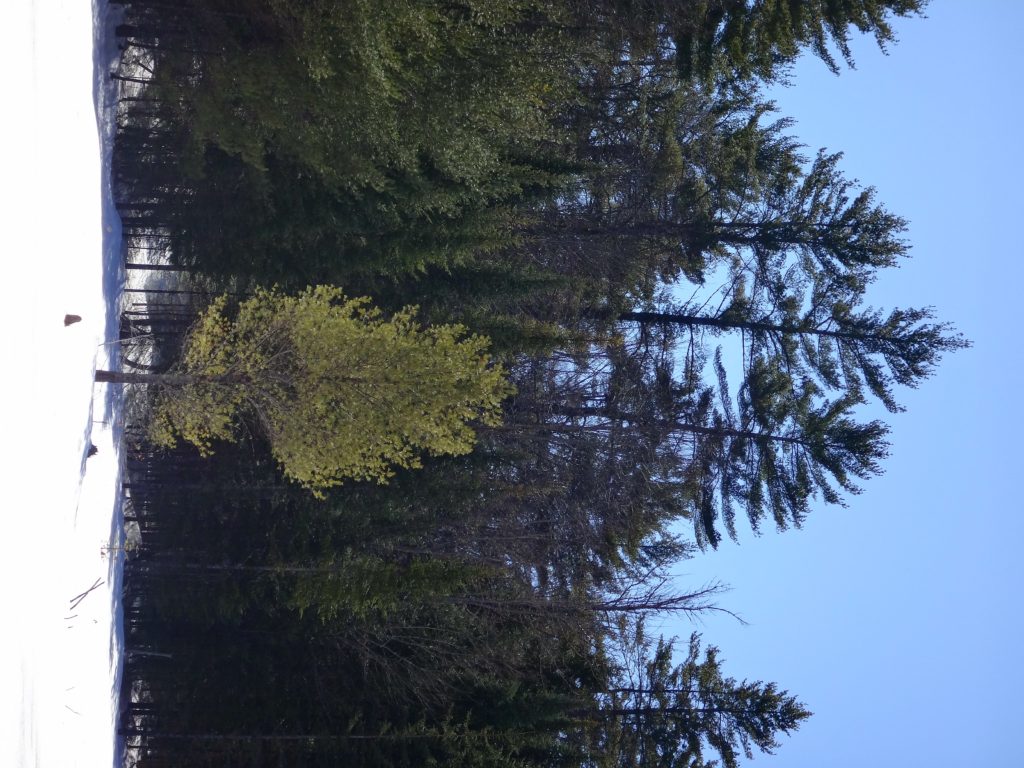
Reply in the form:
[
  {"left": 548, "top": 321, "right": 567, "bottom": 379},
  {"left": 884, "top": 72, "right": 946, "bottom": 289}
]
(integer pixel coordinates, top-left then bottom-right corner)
[
  {"left": 567, "top": 0, "right": 928, "bottom": 82},
  {"left": 582, "top": 621, "right": 811, "bottom": 768},
  {"left": 552, "top": 148, "right": 908, "bottom": 296},
  {"left": 506, "top": 335, "right": 892, "bottom": 547},
  {"left": 613, "top": 289, "right": 969, "bottom": 414}
]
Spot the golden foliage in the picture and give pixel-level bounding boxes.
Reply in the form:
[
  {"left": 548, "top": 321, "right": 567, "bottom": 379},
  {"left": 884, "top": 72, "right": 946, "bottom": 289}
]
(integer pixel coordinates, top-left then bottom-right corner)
[{"left": 151, "top": 286, "right": 513, "bottom": 493}]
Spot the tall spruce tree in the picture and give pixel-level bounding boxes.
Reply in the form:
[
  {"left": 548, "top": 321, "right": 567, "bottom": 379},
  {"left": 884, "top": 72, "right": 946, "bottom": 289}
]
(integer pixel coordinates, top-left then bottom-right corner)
[
  {"left": 578, "top": 621, "right": 810, "bottom": 767},
  {"left": 559, "top": 0, "right": 927, "bottom": 82},
  {"left": 612, "top": 290, "right": 968, "bottom": 413},
  {"left": 505, "top": 328, "right": 892, "bottom": 546}
]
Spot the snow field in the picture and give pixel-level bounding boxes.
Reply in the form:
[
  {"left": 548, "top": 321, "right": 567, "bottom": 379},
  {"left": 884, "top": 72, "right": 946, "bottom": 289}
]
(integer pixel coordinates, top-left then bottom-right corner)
[{"left": 0, "top": 1, "right": 124, "bottom": 766}]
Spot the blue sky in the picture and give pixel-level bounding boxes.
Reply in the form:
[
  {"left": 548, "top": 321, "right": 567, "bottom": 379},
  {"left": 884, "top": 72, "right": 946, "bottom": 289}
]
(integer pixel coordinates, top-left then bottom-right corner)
[{"left": 671, "top": 3, "right": 1024, "bottom": 765}]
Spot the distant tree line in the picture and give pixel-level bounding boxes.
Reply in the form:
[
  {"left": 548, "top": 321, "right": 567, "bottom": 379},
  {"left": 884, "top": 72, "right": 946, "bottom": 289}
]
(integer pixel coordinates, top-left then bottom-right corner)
[{"left": 107, "top": 1, "right": 953, "bottom": 766}]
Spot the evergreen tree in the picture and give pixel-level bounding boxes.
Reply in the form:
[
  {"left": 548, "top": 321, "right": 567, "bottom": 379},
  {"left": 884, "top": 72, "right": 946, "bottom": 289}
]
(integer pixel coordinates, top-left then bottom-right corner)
[
  {"left": 560, "top": 0, "right": 927, "bottom": 82},
  {"left": 613, "top": 291, "right": 968, "bottom": 413},
  {"left": 121, "top": 0, "right": 576, "bottom": 283},
  {"left": 506, "top": 336, "right": 891, "bottom": 546},
  {"left": 580, "top": 621, "right": 810, "bottom": 768}
]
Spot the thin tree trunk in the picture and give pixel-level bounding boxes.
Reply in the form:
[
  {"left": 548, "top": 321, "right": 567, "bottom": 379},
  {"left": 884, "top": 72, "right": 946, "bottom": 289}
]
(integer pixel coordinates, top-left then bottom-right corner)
[
  {"left": 125, "top": 262, "right": 189, "bottom": 271},
  {"left": 501, "top": 412, "right": 813, "bottom": 448},
  {"left": 614, "top": 310, "right": 866, "bottom": 342},
  {"left": 96, "top": 370, "right": 197, "bottom": 386}
]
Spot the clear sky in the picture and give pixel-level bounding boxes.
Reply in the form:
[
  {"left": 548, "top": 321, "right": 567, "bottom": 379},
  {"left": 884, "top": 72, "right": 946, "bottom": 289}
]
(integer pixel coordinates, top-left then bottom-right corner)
[{"left": 671, "top": 3, "right": 1024, "bottom": 765}]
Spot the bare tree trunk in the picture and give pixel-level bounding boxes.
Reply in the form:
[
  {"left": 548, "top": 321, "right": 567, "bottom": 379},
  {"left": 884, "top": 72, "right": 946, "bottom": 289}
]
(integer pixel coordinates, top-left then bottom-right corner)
[
  {"left": 96, "top": 370, "right": 194, "bottom": 386},
  {"left": 125, "top": 262, "right": 188, "bottom": 271}
]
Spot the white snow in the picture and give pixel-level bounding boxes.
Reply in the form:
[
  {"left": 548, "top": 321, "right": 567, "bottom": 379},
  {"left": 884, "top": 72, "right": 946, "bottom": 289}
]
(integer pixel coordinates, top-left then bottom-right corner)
[{"left": 0, "top": 1, "right": 124, "bottom": 766}]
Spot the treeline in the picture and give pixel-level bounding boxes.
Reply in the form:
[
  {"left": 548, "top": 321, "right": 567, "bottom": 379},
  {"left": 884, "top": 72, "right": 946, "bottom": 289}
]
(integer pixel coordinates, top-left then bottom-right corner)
[{"left": 109, "top": 1, "right": 953, "bottom": 766}]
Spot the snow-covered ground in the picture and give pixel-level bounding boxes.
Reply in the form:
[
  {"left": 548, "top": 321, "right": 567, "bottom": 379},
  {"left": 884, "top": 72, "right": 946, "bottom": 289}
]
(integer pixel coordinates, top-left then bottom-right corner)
[{"left": 0, "top": 1, "right": 125, "bottom": 766}]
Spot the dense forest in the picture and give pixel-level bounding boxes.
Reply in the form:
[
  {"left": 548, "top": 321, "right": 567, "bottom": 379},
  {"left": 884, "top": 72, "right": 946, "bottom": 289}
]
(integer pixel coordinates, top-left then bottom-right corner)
[{"left": 104, "top": 1, "right": 961, "bottom": 765}]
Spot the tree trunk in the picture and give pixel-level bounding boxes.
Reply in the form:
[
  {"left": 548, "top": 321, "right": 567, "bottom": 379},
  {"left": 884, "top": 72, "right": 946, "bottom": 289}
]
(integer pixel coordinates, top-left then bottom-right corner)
[
  {"left": 125, "top": 262, "right": 189, "bottom": 271},
  {"left": 96, "top": 370, "right": 195, "bottom": 386},
  {"left": 614, "top": 309, "right": 862, "bottom": 342},
  {"left": 506, "top": 408, "right": 814, "bottom": 449}
]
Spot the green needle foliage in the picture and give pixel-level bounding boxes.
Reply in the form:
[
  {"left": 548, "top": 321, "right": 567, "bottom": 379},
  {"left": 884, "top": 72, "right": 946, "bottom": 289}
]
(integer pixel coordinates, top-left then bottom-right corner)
[
  {"left": 109, "top": 2, "right": 967, "bottom": 764},
  {"left": 580, "top": 619, "right": 811, "bottom": 768},
  {"left": 150, "top": 287, "right": 513, "bottom": 492}
]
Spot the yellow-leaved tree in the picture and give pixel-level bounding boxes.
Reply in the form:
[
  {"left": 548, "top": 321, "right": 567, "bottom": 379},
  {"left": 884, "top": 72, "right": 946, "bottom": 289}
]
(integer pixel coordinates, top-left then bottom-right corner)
[{"left": 97, "top": 286, "right": 513, "bottom": 492}]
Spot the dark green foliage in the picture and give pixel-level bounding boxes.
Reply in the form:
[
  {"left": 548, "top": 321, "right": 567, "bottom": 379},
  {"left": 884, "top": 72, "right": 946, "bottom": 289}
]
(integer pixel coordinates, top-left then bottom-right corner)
[
  {"left": 642, "top": 0, "right": 928, "bottom": 82},
  {"left": 117, "top": 0, "right": 573, "bottom": 284},
  {"left": 618, "top": 296, "right": 969, "bottom": 413},
  {"left": 589, "top": 623, "right": 811, "bottom": 767},
  {"left": 111, "top": 1, "right": 958, "bottom": 765}
]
